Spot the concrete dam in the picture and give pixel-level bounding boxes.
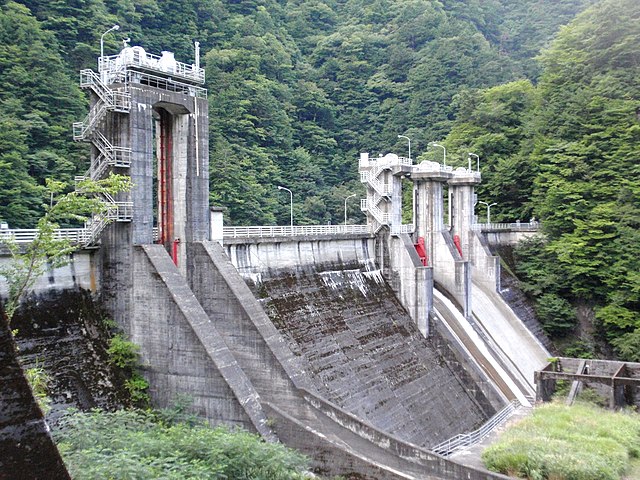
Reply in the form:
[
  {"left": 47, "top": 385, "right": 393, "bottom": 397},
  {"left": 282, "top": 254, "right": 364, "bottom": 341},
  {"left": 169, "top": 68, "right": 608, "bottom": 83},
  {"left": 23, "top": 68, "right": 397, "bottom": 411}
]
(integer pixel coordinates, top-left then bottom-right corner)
[
  {"left": 0, "top": 44, "right": 553, "bottom": 479},
  {"left": 231, "top": 241, "right": 496, "bottom": 449}
]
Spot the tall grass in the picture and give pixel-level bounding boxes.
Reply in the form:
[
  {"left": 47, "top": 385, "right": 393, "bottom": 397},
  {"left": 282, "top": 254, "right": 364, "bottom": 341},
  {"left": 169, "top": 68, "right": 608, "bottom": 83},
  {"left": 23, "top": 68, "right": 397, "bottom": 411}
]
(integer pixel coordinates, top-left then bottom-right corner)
[{"left": 482, "top": 402, "right": 640, "bottom": 480}]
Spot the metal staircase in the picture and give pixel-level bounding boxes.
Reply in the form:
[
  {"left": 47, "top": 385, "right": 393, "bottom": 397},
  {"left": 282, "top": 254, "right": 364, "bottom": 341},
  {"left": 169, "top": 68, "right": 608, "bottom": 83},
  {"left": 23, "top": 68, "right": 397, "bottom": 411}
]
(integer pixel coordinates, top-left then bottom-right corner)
[
  {"left": 360, "top": 164, "right": 392, "bottom": 232},
  {"left": 73, "top": 67, "right": 132, "bottom": 246}
]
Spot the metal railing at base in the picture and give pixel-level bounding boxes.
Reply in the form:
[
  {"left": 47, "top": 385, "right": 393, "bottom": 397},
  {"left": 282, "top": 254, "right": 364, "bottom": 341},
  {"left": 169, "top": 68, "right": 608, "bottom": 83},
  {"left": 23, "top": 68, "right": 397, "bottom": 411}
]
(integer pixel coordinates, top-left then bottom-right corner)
[{"left": 431, "top": 400, "right": 521, "bottom": 457}]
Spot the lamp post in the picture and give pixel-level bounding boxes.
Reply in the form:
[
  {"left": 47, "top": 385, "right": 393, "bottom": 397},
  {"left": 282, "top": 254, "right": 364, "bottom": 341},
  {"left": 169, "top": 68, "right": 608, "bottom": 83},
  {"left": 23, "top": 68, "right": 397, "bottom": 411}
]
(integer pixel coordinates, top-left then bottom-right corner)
[
  {"left": 468, "top": 153, "right": 480, "bottom": 172},
  {"left": 277, "top": 185, "right": 293, "bottom": 228},
  {"left": 397, "top": 134, "right": 411, "bottom": 162},
  {"left": 344, "top": 193, "right": 356, "bottom": 225},
  {"left": 430, "top": 142, "right": 446, "bottom": 167},
  {"left": 478, "top": 201, "right": 497, "bottom": 224},
  {"left": 100, "top": 24, "right": 120, "bottom": 78}
]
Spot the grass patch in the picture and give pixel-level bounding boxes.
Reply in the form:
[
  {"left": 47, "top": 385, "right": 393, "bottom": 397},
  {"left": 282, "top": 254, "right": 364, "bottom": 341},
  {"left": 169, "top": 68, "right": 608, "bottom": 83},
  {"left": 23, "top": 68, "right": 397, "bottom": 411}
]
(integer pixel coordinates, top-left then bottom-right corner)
[{"left": 482, "top": 402, "right": 640, "bottom": 480}]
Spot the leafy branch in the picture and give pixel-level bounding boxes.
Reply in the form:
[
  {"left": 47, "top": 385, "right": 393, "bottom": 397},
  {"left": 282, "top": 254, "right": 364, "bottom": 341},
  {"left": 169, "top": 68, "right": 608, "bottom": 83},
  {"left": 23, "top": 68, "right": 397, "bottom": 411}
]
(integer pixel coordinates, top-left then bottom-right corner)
[{"left": 0, "top": 173, "right": 132, "bottom": 322}]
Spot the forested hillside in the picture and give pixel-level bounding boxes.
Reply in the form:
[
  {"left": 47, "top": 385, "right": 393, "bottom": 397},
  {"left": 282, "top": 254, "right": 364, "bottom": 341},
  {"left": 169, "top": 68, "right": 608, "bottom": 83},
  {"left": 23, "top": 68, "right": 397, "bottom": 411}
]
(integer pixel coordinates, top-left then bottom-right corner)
[
  {"left": 4, "top": 0, "right": 638, "bottom": 359},
  {"left": 444, "top": 0, "right": 640, "bottom": 360},
  {"left": 1, "top": 0, "right": 594, "bottom": 227}
]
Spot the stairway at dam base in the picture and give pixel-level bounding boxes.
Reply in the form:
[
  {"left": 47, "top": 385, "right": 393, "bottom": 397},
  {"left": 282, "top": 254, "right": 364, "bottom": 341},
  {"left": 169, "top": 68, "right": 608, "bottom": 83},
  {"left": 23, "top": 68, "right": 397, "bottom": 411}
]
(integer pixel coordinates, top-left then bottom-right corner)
[{"left": 249, "top": 263, "right": 494, "bottom": 449}]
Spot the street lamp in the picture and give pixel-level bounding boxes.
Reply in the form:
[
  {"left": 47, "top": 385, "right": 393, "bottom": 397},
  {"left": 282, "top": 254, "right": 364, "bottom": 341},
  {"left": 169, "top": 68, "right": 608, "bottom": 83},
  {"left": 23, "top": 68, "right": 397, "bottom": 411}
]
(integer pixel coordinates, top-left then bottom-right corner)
[
  {"left": 478, "top": 201, "right": 497, "bottom": 224},
  {"left": 277, "top": 185, "right": 293, "bottom": 228},
  {"left": 430, "top": 142, "right": 446, "bottom": 167},
  {"left": 397, "top": 134, "right": 411, "bottom": 162},
  {"left": 468, "top": 153, "right": 480, "bottom": 172},
  {"left": 344, "top": 194, "right": 356, "bottom": 225},
  {"left": 100, "top": 24, "right": 120, "bottom": 77}
]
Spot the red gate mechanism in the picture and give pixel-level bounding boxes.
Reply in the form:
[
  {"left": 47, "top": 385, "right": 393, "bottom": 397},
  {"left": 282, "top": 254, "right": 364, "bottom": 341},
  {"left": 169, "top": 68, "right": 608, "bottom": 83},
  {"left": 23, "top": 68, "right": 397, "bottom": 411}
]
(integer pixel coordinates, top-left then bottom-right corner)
[
  {"left": 453, "top": 234, "right": 463, "bottom": 257},
  {"left": 414, "top": 237, "right": 428, "bottom": 266}
]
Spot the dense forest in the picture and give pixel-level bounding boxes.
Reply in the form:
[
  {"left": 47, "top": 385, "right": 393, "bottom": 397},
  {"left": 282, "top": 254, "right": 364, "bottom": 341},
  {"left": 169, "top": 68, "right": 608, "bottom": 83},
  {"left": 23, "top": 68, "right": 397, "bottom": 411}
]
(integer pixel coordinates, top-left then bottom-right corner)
[{"left": 1, "top": 0, "right": 639, "bottom": 359}]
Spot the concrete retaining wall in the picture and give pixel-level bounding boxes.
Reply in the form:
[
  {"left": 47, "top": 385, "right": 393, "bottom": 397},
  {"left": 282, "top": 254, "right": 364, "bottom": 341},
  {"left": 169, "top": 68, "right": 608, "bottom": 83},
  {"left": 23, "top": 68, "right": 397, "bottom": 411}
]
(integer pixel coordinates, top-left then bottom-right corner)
[
  {"left": 224, "top": 235, "right": 375, "bottom": 279},
  {"left": 482, "top": 230, "right": 537, "bottom": 247},
  {"left": 387, "top": 233, "right": 432, "bottom": 336},
  {"left": 0, "top": 251, "right": 97, "bottom": 299},
  {"left": 434, "top": 231, "right": 471, "bottom": 318},
  {"left": 470, "top": 231, "right": 500, "bottom": 292}
]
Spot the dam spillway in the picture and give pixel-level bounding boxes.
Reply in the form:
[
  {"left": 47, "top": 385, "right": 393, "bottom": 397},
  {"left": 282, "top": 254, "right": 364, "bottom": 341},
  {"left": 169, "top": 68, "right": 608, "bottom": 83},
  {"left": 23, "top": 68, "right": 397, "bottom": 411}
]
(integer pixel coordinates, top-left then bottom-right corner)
[{"left": 251, "top": 264, "right": 494, "bottom": 448}]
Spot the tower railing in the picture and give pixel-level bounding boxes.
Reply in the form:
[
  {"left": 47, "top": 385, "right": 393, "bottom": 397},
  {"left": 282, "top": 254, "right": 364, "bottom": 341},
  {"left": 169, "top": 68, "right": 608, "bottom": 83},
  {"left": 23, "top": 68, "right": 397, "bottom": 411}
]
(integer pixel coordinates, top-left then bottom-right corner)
[
  {"left": 360, "top": 171, "right": 391, "bottom": 197},
  {"left": 99, "top": 51, "right": 205, "bottom": 84},
  {"left": 360, "top": 198, "right": 391, "bottom": 226},
  {"left": 73, "top": 102, "right": 108, "bottom": 140},
  {"left": 79, "top": 69, "right": 131, "bottom": 112},
  {"left": 471, "top": 222, "right": 540, "bottom": 232}
]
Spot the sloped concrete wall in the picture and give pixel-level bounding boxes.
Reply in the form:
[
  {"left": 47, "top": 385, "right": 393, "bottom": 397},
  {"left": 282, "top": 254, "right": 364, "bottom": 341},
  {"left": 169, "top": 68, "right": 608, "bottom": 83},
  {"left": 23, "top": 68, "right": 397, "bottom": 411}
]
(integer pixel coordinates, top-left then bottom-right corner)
[
  {"left": 185, "top": 241, "right": 509, "bottom": 479},
  {"left": 0, "top": 314, "right": 70, "bottom": 480},
  {"left": 129, "top": 244, "right": 274, "bottom": 438},
  {"left": 186, "top": 241, "right": 316, "bottom": 421},
  {"left": 254, "top": 263, "right": 492, "bottom": 448}
]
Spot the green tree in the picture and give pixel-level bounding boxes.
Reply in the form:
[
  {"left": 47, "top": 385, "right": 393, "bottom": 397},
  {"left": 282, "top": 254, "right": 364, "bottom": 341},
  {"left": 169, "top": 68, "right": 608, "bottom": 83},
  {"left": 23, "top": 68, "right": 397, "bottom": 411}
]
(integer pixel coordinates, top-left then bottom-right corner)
[{"left": 0, "top": 174, "right": 131, "bottom": 321}]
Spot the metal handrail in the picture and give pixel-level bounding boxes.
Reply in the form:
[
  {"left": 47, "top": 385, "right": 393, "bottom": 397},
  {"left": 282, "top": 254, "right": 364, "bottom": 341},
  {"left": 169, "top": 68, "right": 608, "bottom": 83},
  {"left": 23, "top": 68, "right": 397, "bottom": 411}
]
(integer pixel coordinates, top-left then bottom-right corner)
[
  {"left": 431, "top": 400, "right": 521, "bottom": 457},
  {"left": 73, "top": 102, "right": 108, "bottom": 140},
  {"left": 79, "top": 69, "right": 131, "bottom": 112},
  {"left": 472, "top": 222, "right": 540, "bottom": 232},
  {"left": 360, "top": 199, "right": 390, "bottom": 225},
  {"left": 0, "top": 228, "right": 90, "bottom": 244},
  {"left": 360, "top": 172, "right": 392, "bottom": 196},
  {"left": 390, "top": 224, "right": 415, "bottom": 235},
  {"left": 223, "top": 224, "right": 371, "bottom": 239},
  {"left": 359, "top": 156, "right": 412, "bottom": 169},
  {"left": 99, "top": 51, "right": 205, "bottom": 84}
]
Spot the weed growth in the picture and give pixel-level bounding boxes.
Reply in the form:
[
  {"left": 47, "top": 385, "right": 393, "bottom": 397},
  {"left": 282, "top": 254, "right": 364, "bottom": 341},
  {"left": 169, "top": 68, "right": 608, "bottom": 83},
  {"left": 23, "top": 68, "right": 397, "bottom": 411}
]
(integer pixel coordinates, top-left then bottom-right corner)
[{"left": 54, "top": 409, "right": 310, "bottom": 479}]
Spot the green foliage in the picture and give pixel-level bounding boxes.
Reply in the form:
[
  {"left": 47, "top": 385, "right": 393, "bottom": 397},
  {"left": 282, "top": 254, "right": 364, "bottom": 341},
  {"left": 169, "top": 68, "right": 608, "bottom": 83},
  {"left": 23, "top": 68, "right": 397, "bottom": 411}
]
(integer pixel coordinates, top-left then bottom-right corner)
[
  {"left": 0, "top": 1, "right": 87, "bottom": 228},
  {"left": 106, "top": 333, "right": 140, "bottom": 370},
  {"left": 106, "top": 333, "right": 150, "bottom": 407},
  {"left": 53, "top": 409, "right": 309, "bottom": 480},
  {"left": 482, "top": 402, "right": 640, "bottom": 480},
  {"left": 124, "top": 373, "right": 150, "bottom": 406},
  {"left": 4, "top": 0, "right": 593, "bottom": 228},
  {"left": 25, "top": 364, "right": 51, "bottom": 414},
  {"left": 562, "top": 340, "right": 595, "bottom": 359},
  {"left": 449, "top": 0, "right": 640, "bottom": 356},
  {"left": 535, "top": 293, "right": 576, "bottom": 337}
]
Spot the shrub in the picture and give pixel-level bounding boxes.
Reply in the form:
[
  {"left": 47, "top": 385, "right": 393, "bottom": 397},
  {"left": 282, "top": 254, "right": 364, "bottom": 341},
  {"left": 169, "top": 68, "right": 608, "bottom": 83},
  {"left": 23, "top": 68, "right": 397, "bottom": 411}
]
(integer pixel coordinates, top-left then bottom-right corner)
[
  {"left": 106, "top": 333, "right": 140, "bottom": 370},
  {"left": 54, "top": 409, "right": 309, "bottom": 480}
]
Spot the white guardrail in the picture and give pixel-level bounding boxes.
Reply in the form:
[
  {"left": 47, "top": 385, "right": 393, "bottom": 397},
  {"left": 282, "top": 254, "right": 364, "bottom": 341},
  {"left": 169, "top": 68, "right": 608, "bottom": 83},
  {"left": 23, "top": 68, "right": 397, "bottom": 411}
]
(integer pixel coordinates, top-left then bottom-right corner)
[
  {"left": 0, "top": 228, "right": 89, "bottom": 244},
  {"left": 1, "top": 223, "right": 537, "bottom": 245},
  {"left": 431, "top": 400, "right": 520, "bottom": 457},
  {"left": 223, "top": 224, "right": 372, "bottom": 238},
  {"left": 472, "top": 222, "right": 540, "bottom": 232}
]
